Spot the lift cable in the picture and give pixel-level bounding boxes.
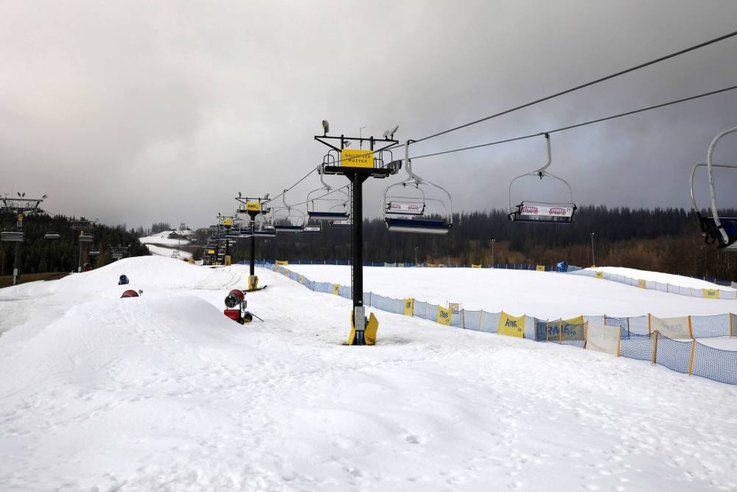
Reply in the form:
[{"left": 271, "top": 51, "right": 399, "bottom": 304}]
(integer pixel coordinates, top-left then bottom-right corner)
[
  {"left": 409, "top": 84, "right": 737, "bottom": 161},
  {"left": 411, "top": 30, "right": 737, "bottom": 145}
]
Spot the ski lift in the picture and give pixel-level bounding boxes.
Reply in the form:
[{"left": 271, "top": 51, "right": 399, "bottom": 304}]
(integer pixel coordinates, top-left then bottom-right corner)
[
  {"left": 307, "top": 165, "right": 351, "bottom": 220},
  {"left": 690, "top": 126, "right": 737, "bottom": 250},
  {"left": 272, "top": 191, "right": 306, "bottom": 233},
  {"left": 383, "top": 141, "right": 452, "bottom": 234},
  {"left": 508, "top": 134, "right": 576, "bottom": 223}
]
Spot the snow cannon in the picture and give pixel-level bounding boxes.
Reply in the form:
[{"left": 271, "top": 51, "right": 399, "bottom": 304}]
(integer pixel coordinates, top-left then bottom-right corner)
[
  {"left": 121, "top": 289, "right": 142, "bottom": 298},
  {"left": 223, "top": 289, "right": 253, "bottom": 324},
  {"left": 224, "top": 289, "right": 245, "bottom": 308}
]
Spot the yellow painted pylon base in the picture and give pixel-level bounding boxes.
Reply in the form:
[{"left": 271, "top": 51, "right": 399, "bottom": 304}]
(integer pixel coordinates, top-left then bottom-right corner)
[{"left": 348, "top": 312, "right": 379, "bottom": 345}]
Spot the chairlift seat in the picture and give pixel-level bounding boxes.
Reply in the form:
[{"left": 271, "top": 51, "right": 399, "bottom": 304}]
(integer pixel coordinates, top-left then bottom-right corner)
[
  {"left": 700, "top": 216, "right": 737, "bottom": 250},
  {"left": 329, "top": 219, "right": 352, "bottom": 228},
  {"left": 385, "top": 217, "right": 451, "bottom": 234},
  {"left": 274, "top": 224, "right": 304, "bottom": 233},
  {"left": 307, "top": 210, "right": 350, "bottom": 220}
]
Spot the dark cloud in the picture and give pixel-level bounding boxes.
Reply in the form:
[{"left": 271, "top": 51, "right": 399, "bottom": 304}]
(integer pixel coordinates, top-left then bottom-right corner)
[{"left": 1, "top": 0, "right": 736, "bottom": 229}]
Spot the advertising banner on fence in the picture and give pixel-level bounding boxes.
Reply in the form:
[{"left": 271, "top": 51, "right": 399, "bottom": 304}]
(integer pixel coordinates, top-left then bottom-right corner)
[
  {"left": 546, "top": 315, "right": 585, "bottom": 342},
  {"left": 333, "top": 284, "right": 340, "bottom": 295},
  {"left": 404, "top": 298, "right": 414, "bottom": 316},
  {"left": 499, "top": 312, "right": 525, "bottom": 338},
  {"left": 437, "top": 306, "right": 452, "bottom": 326},
  {"left": 586, "top": 323, "right": 621, "bottom": 355},
  {"left": 649, "top": 315, "right": 692, "bottom": 339}
]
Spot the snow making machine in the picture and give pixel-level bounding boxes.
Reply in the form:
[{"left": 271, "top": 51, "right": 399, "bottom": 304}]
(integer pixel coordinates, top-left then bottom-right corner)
[{"left": 223, "top": 289, "right": 254, "bottom": 324}]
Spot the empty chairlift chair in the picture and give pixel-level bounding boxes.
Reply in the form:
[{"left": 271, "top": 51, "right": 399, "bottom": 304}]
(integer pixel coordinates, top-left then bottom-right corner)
[
  {"left": 508, "top": 133, "right": 577, "bottom": 224},
  {"left": 690, "top": 126, "right": 737, "bottom": 250},
  {"left": 307, "top": 164, "right": 351, "bottom": 221},
  {"left": 383, "top": 141, "right": 453, "bottom": 234},
  {"left": 271, "top": 191, "right": 305, "bottom": 233}
]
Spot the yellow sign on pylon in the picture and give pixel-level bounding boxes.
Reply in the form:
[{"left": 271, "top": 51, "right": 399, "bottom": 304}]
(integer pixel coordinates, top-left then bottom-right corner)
[
  {"left": 245, "top": 201, "right": 261, "bottom": 212},
  {"left": 341, "top": 149, "right": 374, "bottom": 168}
]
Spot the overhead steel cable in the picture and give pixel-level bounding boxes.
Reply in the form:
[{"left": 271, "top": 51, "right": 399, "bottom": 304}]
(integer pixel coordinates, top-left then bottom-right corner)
[
  {"left": 409, "top": 84, "right": 737, "bottom": 160},
  {"left": 412, "top": 30, "right": 737, "bottom": 144}
]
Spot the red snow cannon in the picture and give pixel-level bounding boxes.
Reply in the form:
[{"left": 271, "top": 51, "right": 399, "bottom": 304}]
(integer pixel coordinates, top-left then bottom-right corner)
[
  {"left": 223, "top": 289, "right": 252, "bottom": 324},
  {"left": 121, "top": 289, "right": 141, "bottom": 298}
]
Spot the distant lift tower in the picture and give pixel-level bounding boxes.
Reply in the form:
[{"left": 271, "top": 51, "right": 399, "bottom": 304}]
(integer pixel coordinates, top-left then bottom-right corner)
[
  {"left": 235, "top": 196, "right": 271, "bottom": 291},
  {"left": 71, "top": 218, "right": 96, "bottom": 272},
  {"left": 1, "top": 194, "right": 46, "bottom": 285},
  {"left": 315, "top": 120, "right": 400, "bottom": 345}
]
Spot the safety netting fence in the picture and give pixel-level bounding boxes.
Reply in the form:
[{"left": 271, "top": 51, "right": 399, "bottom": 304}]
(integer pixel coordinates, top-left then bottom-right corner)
[
  {"left": 570, "top": 269, "right": 737, "bottom": 300},
  {"left": 264, "top": 262, "right": 737, "bottom": 385}
]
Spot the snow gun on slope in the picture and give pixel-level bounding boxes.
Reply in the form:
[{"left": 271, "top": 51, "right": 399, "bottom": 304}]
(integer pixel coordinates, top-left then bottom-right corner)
[{"left": 223, "top": 289, "right": 261, "bottom": 324}]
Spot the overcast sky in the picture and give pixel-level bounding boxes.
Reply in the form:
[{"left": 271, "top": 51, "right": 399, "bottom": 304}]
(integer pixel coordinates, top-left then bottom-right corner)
[{"left": 2, "top": 0, "right": 736, "bottom": 230}]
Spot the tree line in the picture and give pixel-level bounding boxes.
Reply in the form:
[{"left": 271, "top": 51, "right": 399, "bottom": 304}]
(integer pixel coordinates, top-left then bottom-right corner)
[
  {"left": 226, "top": 206, "right": 737, "bottom": 281},
  {"left": 0, "top": 212, "right": 149, "bottom": 275}
]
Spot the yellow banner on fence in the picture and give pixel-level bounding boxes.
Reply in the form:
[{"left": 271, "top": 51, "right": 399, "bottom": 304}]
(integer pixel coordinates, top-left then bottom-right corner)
[
  {"left": 560, "top": 315, "right": 585, "bottom": 342},
  {"left": 275, "top": 260, "right": 288, "bottom": 267},
  {"left": 437, "top": 306, "right": 452, "bottom": 326},
  {"left": 536, "top": 265, "right": 545, "bottom": 271},
  {"left": 403, "top": 298, "right": 414, "bottom": 316},
  {"left": 298, "top": 275, "right": 303, "bottom": 284},
  {"left": 333, "top": 284, "right": 340, "bottom": 295},
  {"left": 595, "top": 271, "right": 604, "bottom": 279},
  {"left": 499, "top": 311, "right": 525, "bottom": 338},
  {"left": 284, "top": 269, "right": 290, "bottom": 277},
  {"left": 702, "top": 289, "right": 720, "bottom": 299},
  {"left": 471, "top": 264, "right": 482, "bottom": 268},
  {"left": 638, "top": 279, "right": 647, "bottom": 289}
]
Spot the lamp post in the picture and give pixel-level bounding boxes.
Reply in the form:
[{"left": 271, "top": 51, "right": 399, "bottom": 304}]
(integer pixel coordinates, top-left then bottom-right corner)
[
  {"left": 491, "top": 239, "right": 496, "bottom": 268},
  {"left": 590, "top": 232, "right": 596, "bottom": 267}
]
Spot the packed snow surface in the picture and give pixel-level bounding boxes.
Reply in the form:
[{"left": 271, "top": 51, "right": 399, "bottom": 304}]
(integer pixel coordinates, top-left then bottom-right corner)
[{"left": 1, "top": 258, "right": 736, "bottom": 491}]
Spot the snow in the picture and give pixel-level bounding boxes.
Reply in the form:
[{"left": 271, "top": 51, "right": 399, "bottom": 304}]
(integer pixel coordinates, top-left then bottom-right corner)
[
  {"left": 579, "top": 266, "right": 736, "bottom": 291},
  {"left": 285, "top": 264, "right": 737, "bottom": 319},
  {"left": 1, "top": 258, "right": 737, "bottom": 491}
]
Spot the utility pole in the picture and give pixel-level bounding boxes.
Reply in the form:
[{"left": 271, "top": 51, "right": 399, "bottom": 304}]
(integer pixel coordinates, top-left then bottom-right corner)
[
  {"left": 590, "top": 232, "right": 596, "bottom": 267},
  {"left": 491, "top": 238, "right": 495, "bottom": 268}
]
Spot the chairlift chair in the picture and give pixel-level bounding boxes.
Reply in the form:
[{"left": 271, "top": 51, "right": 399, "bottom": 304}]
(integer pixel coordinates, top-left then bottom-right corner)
[
  {"left": 508, "top": 134, "right": 577, "bottom": 224},
  {"left": 689, "top": 126, "right": 737, "bottom": 250},
  {"left": 383, "top": 141, "right": 453, "bottom": 234},
  {"left": 306, "top": 165, "right": 351, "bottom": 220},
  {"left": 272, "top": 191, "right": 306, "bottom": 233},
  {"left": 252, "top": 209, "right": 277, "bottom": 237}
]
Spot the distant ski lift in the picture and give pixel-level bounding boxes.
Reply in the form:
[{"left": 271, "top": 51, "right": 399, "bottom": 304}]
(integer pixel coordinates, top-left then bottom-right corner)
[
  {"left": 272, "top": 191, "right": 305, "bottom": 233},
  {"left": 383, "top": 142, "right": 452, "bottom": 234},
  {"left": 690, "top": 126, "right": 737, "bottom": 250},
  {"left": 508, "top": 133, "right": 576, "bottom": 224},
  {"left": 226, "top": 220, "right": 252, "bottom": 238},
  {"left": 44, "top": 231, "right": 61, "bottom": 240},
  {"left": 307, "top": 165, "right": 351, "bottom": 220}
]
